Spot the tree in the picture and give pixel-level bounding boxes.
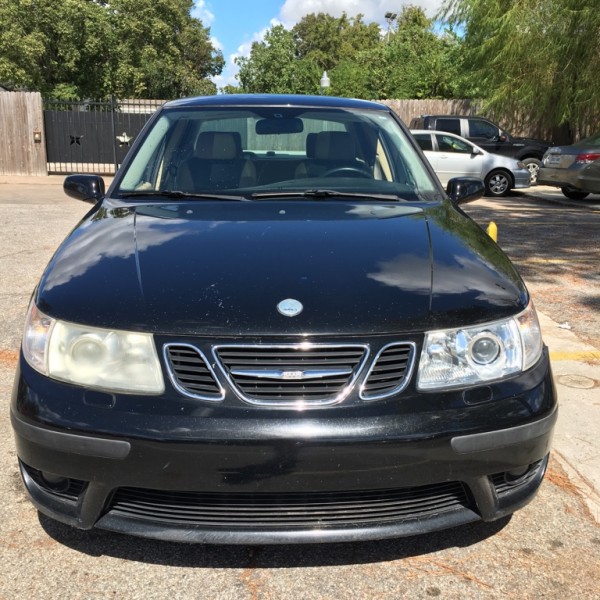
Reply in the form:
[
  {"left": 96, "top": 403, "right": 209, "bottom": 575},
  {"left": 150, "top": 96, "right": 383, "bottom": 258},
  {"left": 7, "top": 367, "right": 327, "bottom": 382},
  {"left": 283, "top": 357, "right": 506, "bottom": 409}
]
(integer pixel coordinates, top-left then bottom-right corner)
[
  {"left": 235, "top": 13, "right": 381, "bottom": 95},
  {"left": 233, "top": 7, "right": 467, "bottom": 100},
  {"left": 292, "top": 13, "right": 380, "bottom": 72},
  {"left": 380, "top": 6, "right": 467, "bottom": 99},
  {"left": 235, "top": 25, "right": 313, "bottom": 94},
  {"left": 0, "top": 0, "right": 223, "bottom": 99},
  {"left": 440, "top": 0, "right": 600, "bottom": 136}
]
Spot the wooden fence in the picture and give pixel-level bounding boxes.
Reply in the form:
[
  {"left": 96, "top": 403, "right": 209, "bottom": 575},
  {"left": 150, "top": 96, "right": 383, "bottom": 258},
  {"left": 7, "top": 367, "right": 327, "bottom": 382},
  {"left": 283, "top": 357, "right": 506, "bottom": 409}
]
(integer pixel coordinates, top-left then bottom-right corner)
[
  {"left": 0, "top": 92, "right": 586, "bottom": 176},
  {"left": 0, "top": 92, "right": 47, "bottom": 176}
]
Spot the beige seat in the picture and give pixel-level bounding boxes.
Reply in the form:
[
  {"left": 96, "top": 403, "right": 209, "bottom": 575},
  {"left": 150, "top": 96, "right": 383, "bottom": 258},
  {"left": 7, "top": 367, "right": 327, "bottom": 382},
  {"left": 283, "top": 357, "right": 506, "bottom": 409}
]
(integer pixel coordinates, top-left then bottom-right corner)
[
  {"left": 299, "top": 131, "right": 362, "bottom": 177},
  {"left": 178, "top": 131, "right": 256, "bottom": 191}
]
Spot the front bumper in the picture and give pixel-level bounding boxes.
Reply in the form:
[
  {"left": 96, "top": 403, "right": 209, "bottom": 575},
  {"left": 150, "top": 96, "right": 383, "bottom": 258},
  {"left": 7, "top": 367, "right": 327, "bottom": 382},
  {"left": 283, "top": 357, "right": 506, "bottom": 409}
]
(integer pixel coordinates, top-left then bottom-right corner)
[
  {"left": 11, "top": 352, "right": 557, "bottom": 544},
  {"left": 513, "top": 170, "right": 532, "bottom": 189}
]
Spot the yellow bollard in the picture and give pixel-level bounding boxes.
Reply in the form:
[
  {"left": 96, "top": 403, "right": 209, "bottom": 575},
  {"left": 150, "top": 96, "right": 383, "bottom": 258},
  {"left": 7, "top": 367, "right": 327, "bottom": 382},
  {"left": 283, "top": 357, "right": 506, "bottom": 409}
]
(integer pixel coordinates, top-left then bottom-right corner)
[{"left": 486, "top": 221, "right": 498, "bottom": 242}]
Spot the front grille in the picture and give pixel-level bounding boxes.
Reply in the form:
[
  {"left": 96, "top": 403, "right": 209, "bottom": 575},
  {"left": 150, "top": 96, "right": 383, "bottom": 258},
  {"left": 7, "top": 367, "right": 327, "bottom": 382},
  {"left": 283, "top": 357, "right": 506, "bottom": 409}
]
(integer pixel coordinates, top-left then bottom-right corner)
[
  {"left": 108, "top": 482, "right": 471, "bottom": 528},
  {"left": 361, "top": 343, "right": 415, "bottom": 399},
  {"left": 164, "top": 344, "right": 224, "bottom": 401},
  {"left": 214, "top": 344, "right": 368, "bottom": 406}
]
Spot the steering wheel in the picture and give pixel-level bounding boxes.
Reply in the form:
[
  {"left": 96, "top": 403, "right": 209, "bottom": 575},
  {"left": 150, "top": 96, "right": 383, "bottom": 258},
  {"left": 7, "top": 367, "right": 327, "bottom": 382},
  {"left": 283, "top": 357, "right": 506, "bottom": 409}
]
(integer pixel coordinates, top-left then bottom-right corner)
[{"left": 322, "top": 166, "right": 372, "bottom": 179}]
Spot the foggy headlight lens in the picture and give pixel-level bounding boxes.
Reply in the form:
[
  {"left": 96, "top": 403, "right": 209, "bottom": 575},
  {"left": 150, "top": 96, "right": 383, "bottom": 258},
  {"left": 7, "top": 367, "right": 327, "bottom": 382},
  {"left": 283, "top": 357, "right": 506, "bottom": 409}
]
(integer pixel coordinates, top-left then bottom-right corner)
[
  {"left": 418, "top": 301, "right": 543, "bottom": 391},
  {"left": 22, "top": 304, "right": 164, "bottom": 394}
]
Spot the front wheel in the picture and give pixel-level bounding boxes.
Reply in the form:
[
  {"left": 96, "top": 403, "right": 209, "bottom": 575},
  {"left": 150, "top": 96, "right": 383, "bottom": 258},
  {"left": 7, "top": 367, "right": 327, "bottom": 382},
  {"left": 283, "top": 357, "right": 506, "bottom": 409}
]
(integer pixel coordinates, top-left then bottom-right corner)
[
  {"left": 522, "top": 158, "right": 542, "bottom": 185},
  {"left": 485, "top": 170, "right": 512, "bottom": 197},
  {"left": 561, "top": 187, "right": 589, "bottom": 200}
]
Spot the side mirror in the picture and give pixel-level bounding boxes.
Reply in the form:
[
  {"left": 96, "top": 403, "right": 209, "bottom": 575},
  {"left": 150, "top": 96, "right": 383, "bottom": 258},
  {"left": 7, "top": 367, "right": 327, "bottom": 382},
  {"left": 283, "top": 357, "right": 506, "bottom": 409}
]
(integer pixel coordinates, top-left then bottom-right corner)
[
  {"left": 446, "top": 177, "right": 485, "bottom": 205},
  {"left": 64, "top": 174, "right": 105, "bottom": 204},
  {"left": 471, "top": 147, "right": 483, "bottom": 156},
  {"left": 498, "top": 133, "right": 508, "bottom": 143}
]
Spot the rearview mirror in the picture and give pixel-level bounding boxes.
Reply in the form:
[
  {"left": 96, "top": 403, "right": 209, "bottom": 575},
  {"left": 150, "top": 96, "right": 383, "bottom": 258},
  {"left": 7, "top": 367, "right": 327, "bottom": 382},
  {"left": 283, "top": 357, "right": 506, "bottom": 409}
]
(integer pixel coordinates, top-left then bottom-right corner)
[{"left": 256, "top": 118, "right": 304, "bottom": 135}]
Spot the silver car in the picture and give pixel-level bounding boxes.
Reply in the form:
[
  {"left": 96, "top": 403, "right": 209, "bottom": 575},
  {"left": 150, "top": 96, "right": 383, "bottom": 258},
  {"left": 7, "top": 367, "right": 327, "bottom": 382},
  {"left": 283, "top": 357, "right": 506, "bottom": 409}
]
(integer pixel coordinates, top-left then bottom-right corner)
[
  {"left": 538, "top": 132, "right": 600, "bottom": 200},
  {"left": 411, "top": 129, "right": 532, "bottom": 197}
]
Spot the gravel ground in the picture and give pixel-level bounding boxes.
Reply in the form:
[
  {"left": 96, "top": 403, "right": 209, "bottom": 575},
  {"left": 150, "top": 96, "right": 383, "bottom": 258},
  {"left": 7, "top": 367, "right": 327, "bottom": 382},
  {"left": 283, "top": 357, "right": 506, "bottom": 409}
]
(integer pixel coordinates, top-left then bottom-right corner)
[{"left": 462, "top": 192, "right": 600, "bottom": 349}]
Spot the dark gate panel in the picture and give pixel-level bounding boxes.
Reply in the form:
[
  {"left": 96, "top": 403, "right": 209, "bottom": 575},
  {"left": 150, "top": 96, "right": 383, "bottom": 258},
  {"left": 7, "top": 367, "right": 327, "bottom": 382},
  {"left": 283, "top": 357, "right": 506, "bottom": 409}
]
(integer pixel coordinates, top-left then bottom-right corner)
[{"left": 44, "top": 99, "right": 163, "bottom": 174}]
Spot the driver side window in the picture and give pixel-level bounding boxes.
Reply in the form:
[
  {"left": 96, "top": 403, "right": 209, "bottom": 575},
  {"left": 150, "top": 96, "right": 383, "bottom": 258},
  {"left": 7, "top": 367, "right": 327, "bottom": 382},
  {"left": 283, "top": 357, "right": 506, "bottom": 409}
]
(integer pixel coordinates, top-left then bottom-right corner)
[{"left": 469, "top": 120, "right": 499, "bottom": 140}]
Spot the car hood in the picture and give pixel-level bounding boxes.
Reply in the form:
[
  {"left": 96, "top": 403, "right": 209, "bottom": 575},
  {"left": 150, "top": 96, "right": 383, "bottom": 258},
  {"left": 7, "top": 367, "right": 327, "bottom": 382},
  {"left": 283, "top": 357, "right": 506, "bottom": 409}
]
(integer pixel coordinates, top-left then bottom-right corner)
[{"left": 36, "top": 200, "right": 526, "bottom": 336}]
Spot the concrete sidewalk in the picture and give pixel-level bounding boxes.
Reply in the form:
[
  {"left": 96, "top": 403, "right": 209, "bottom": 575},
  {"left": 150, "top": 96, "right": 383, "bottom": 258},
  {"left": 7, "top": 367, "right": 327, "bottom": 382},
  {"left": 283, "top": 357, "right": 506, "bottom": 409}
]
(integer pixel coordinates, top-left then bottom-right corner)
[{"left": 539, "top": 312, "right": 600, "bottom": 523}]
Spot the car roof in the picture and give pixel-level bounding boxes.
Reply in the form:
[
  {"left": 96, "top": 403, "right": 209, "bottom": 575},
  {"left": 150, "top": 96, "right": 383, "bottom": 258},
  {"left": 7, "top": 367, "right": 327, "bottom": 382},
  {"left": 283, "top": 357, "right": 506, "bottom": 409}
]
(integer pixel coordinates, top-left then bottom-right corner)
[{"left": 163, "top": 94, "right": 390, "bottom": 112}]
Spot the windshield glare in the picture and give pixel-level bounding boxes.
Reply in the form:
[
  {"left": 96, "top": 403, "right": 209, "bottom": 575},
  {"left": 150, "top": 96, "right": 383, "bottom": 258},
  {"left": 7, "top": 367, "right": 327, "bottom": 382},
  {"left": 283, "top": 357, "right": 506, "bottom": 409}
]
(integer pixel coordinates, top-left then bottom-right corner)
[{"left": 117, "top": 106, "right": 440, "bottom": 201}]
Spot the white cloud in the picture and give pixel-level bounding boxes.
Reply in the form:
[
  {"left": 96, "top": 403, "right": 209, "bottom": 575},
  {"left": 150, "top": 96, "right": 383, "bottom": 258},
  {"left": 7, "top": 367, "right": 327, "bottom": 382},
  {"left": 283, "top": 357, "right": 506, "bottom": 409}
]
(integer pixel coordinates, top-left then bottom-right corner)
[
  {"left": 280, "top": 0, "right": 443, "bottom": 25},
  {"left": 192, "top": 0, "right": 215, "bottom": 25},
  {"left": 211, "top": 36, "right": 223, "bottom": 52}
]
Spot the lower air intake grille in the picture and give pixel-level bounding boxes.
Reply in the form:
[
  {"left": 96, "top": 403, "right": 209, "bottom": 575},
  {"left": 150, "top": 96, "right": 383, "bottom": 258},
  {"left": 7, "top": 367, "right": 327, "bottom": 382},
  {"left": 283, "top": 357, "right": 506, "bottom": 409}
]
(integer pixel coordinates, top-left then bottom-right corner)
[{"left": 108, "top": 482, "right": 471, "bottom": 528}]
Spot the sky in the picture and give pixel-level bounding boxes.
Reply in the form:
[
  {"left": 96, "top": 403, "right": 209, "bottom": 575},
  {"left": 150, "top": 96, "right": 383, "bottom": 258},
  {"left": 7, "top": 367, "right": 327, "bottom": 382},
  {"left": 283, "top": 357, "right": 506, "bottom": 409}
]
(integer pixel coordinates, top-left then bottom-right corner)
[{"left": 192, "top": 0, "right": 444, "bottom": 90}]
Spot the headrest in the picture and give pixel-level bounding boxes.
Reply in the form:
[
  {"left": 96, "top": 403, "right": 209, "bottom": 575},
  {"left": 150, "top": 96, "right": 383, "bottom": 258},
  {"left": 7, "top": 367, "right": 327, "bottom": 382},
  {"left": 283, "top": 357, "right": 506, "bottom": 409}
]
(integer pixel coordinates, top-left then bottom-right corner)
[
  {"left": 314, "top": 131, "right": 356, "bottom": 162},
  {"left": 195, "top": 131, "right": 242, "bottom": 159}
]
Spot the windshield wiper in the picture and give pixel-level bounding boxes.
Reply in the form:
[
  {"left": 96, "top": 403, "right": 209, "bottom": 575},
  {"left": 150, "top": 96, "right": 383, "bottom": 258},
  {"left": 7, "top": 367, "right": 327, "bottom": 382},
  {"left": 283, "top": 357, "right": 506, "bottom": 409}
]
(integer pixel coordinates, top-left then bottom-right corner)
[
  {"left": 119, "top": 190, "right": 249, "bottom": 201},
  {"left": 251, "top": 189, "right": 404, "bottom": 201}
]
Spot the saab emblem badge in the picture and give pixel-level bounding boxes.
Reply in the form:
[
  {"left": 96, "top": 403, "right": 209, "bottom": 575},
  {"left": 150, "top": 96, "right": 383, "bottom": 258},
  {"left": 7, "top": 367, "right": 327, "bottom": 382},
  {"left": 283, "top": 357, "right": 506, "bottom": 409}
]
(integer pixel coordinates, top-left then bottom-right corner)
[{"left": 277, "top": 298, "right": 303, "bottom": 317}]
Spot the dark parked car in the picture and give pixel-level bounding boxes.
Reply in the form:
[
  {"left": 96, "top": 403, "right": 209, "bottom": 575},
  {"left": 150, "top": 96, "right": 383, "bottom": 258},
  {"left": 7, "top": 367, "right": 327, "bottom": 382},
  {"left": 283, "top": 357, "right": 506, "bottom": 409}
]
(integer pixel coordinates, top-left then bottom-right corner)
[
  {"left": 12, "top": 95, "right": 556, "bottom": 545},
  {"left": 538, "top": 132, "right": 600, "bottom": 199},
  {"left": 409, "top": 114, "right": 551, "bottom": 184}
]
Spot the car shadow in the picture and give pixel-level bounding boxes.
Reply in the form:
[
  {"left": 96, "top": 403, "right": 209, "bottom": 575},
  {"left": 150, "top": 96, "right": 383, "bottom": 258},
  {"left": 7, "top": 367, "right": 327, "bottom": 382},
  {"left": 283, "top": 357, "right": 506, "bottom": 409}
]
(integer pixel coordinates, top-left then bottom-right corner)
[{"left": 38, "top": 513, "right": 511, "bottom": 568}]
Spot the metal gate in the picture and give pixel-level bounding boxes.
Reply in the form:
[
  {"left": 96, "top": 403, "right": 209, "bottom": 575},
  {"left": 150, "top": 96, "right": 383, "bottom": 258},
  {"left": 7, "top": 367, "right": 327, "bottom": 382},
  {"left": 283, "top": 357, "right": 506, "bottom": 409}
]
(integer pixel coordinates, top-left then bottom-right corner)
[{"left": 43, "top": 97, "right": 164, "bottom": 175}]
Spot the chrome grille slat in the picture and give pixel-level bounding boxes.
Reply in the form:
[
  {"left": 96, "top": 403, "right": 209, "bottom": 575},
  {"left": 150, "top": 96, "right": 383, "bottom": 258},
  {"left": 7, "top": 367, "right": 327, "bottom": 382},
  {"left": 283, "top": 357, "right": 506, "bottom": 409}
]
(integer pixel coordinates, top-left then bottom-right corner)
[
  {"left": 360, "top": 342, "right": 416, "bottom": 400},
  {"left": 109, "top": 482, "right": 471, "bottom": 527},
  {"left": 164, "top": 344, "right": 225, "bottom": 401}
]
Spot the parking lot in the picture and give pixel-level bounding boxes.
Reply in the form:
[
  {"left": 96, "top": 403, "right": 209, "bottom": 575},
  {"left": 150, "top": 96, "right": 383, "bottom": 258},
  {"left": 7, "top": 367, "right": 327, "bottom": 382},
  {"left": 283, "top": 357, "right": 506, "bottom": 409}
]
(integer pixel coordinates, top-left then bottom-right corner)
[{"left": 1, "top": 180, "right": 599, "bottom": 600}]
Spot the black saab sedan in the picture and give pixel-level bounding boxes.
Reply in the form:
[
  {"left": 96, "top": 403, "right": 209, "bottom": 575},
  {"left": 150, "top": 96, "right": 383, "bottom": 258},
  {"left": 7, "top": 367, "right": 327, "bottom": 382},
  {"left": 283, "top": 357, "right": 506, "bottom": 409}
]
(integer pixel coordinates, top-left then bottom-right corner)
[{"left": 11, "top": 95, "right": 557, "bottom": 544}]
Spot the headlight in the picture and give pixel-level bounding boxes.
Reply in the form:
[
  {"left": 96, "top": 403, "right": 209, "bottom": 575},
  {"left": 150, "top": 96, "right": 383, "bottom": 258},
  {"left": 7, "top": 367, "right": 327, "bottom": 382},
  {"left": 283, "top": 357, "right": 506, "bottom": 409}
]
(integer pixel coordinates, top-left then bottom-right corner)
[
  {"left": 22, "top": 303, "right": 164, "bottom": 394},
  {"left": 418, "top": 301, "right": 543, "bottom": 391}
]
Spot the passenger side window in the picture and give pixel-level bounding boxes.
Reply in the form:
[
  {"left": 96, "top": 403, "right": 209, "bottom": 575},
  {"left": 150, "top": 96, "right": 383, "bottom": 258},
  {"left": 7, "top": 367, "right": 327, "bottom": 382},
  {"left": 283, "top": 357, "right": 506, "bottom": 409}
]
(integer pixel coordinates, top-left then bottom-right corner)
[
  {"left": 435, "top": 134, "right": 471, "bottom": 154},
  {"left": 435, "top": 118, "right": 461, "bottom": 136}
]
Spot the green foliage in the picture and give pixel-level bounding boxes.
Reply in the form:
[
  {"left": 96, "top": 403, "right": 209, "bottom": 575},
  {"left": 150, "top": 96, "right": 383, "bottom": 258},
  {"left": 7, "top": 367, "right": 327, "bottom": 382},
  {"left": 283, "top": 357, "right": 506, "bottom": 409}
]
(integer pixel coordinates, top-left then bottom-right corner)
[
  {"left": 440, "top": 0, "right": 600, "bottom": 133},
  {"left": 236, "top": 25, "right": 311, "bottom": 94},
  {"left": 0, "top": 0, "right": 223, "bottom": 99},
  {"left": 293, "top": 13, "right": 381, "bottom": 72},
  {"left": 234, "top": 7, "right": 467, "bottom": 100},
  {"left": 379, "top": 7, "right": 467, "bottom": 99}
]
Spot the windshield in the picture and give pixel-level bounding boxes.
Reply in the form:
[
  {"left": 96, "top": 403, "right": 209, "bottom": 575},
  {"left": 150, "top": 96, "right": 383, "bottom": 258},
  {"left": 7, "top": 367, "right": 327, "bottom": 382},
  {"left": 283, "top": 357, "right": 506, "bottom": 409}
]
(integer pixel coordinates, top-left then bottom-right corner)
[{"left": 116, "top": 105, "right": 440, "bottom": 201}]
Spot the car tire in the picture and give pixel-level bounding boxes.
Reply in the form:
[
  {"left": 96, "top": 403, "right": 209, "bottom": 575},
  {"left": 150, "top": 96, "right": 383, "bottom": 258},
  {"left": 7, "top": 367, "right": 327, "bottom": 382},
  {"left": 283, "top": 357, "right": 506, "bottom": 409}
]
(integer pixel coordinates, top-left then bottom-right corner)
[
  {"left": 522, "top": 158, "right": 542, "bottom": 185},
  {"left": 485, "top": 170, "right": 512, "bottom": 197},
  {"left": 561, "top": 187, "right": 590, "bottom": 200}
]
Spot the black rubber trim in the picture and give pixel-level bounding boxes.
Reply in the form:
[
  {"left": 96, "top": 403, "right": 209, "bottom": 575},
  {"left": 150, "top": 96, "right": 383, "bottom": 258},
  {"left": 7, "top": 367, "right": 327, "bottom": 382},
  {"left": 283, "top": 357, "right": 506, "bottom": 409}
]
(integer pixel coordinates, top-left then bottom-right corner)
[
  {"left": 451, "top": 408, "right": 557, "bottom": 454},
  {"left": 11, "top": 411, "right": 130, "bottom": 460}
]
